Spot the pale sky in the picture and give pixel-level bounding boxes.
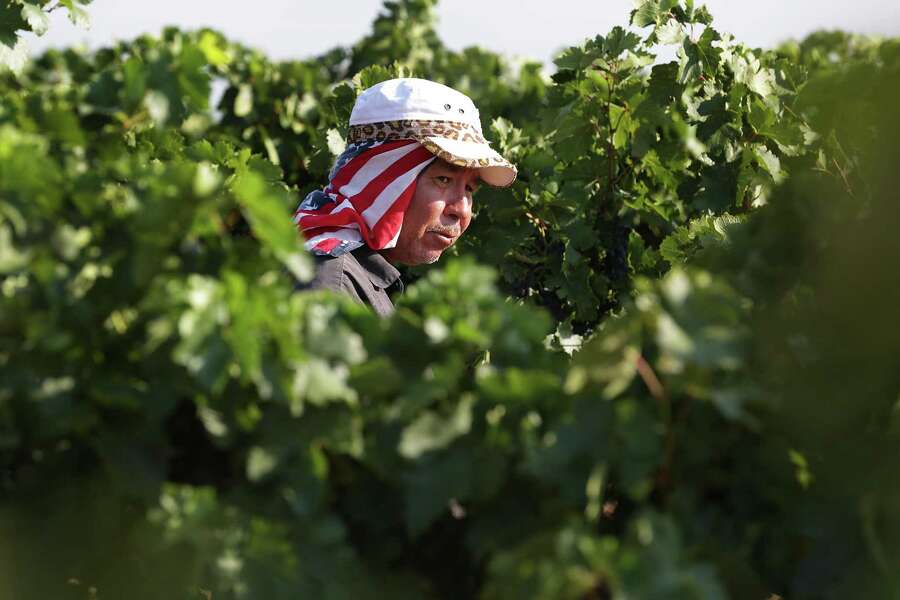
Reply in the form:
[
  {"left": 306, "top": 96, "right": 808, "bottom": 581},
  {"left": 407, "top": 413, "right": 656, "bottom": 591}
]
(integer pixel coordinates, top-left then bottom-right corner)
[{"left": 23, "top": 0, "right": 900, "bottom": 66}]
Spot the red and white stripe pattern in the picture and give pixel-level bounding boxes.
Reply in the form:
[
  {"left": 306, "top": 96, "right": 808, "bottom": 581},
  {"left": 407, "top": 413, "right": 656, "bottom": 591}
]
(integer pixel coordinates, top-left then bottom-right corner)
[{"left": 293, "top": 140, "right": 436, "bottom": 256}]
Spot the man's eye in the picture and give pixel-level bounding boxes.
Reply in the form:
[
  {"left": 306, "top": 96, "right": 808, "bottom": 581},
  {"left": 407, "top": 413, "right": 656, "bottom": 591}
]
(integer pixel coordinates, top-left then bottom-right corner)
[{"left": 434, "top": 176, "right": 451, "bottom": 186}]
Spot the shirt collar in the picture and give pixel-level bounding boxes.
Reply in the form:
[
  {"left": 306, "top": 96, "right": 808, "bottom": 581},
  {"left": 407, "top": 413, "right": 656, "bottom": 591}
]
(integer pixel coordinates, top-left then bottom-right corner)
[{"left": 354, "top": 246, "right": 402, "bottom": 290}]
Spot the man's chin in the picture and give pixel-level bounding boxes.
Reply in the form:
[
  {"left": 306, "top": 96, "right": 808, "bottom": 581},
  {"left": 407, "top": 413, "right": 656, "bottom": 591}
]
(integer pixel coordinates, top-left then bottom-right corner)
[
  {"left": 382, "top": 242, "right": 445, "bottom": 266},
  {"left": 406, "top": 249, "right": 443, "bottom": 266}
]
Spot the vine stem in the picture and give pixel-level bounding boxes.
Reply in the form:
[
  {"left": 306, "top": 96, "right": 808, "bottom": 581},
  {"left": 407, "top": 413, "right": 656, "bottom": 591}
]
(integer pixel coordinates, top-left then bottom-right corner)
[
  {"left": 831, "top": 156, "right": 855, "bottom": 198},
  {"left": 636, "top": 355, "right": 676, "bottom": 495},
  {"left": 636, "top": 356, "right": 665, "bottom": 402},
  {"left": 606, "top": 69, "right": 616, "bottom": 210}
]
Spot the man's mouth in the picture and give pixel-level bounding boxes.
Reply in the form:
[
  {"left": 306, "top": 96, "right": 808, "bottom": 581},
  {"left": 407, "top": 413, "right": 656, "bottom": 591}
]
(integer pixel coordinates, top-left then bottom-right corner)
[{"left": 427, "top": 230, "right": 457, "bottom": 245}]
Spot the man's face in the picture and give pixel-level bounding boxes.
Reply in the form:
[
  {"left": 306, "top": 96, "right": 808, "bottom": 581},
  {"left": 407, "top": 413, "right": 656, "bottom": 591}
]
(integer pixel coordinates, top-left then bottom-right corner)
[{"left": 382, "top": 159, "right": 480, "bottom": 265}]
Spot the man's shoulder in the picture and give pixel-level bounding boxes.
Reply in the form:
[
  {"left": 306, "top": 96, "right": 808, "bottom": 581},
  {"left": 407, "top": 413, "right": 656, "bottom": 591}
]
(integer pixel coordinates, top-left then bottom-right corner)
[
  {"left": 301, "top": 248, "right": 380, "bottom": 297},
  {"left": 299, "top": 247, "right": 401, "bottom": 317},
  {"left": 306, "top": 251, "right": 356, "bottom": 294}
]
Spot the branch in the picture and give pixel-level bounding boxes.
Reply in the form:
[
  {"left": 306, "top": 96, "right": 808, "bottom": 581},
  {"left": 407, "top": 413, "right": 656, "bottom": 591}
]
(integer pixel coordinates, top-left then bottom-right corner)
[
  {"left": 635, "top": 355, "right": 666, "bottom": 402},
  {"left": 636, "top": 355, "right": 677, "bottom": 496}
]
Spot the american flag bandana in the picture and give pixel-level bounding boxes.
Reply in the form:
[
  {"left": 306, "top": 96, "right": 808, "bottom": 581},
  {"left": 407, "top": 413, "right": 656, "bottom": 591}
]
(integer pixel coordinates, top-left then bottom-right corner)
[{"left": 293, "top": 139, "right": 436, "bottom": 256}]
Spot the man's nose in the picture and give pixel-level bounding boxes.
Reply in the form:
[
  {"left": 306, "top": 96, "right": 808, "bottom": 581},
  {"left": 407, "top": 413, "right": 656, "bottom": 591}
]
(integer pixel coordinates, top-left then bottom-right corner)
[{"left": 442, "top": 184, "right": 471, "bottom": 223}]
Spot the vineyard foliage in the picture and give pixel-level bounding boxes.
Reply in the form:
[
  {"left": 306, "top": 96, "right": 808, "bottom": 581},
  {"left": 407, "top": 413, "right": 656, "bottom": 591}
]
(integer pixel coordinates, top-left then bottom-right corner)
[{"left": 1, "top": 0, "right": 899, "bottom": 598}]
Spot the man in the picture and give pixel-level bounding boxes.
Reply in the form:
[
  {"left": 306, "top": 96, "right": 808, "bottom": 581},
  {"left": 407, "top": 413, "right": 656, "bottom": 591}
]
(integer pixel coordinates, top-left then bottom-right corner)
[{"left": 294, "top": 78, "right": 517, "bottom": 316}]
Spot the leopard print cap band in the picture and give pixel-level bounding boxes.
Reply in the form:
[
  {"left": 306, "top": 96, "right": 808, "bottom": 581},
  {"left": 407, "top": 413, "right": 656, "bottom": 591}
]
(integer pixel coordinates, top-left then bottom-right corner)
[
  {"left": 347, "top": 119, "right": 517, "bottom": 186},
  {"left": 348, "top": 119, "right": 486, "bottom": 144}
]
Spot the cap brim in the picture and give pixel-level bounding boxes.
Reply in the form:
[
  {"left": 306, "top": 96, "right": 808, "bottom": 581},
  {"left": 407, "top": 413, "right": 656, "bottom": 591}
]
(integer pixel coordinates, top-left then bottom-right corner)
[{"left": 419, "top": 136, "right": 517, "bottom": 188}]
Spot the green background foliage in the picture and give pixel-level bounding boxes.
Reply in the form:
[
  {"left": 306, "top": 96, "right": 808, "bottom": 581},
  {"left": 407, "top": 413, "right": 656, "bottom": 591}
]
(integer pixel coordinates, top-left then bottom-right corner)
[{"left": 1, "top": 0, "right": 899, "bottom": 598}]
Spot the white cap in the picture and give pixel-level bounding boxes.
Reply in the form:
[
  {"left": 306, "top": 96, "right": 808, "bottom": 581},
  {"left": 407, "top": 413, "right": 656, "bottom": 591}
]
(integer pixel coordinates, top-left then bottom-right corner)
[
  {"left": 351, "top": 78, "right": 481, "bottom": 127},
  {"left": 346, "top": 78, "right": 517, "bottom": 187}
]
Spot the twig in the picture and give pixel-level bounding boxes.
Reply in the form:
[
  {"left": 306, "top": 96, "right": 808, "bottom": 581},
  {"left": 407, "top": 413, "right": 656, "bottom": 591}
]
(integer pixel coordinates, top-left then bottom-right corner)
[
  {"left": 635, "top": 355, "right": 665, "bottom": 402},
  {"left": 831, "top": 156, "right": 855, "bottom": 198},
  {"left": 636, "top": 355, "right": 676, "bottom": 495}
]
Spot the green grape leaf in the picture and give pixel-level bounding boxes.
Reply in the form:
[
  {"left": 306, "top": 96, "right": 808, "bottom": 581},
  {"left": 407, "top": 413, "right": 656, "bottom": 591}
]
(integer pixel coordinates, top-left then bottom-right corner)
[
  {"left": 234, "top": 83, "right": 254, "bottom": 117},
  {"left": 20, "top": 3, "right": 48, "bottom": 36},
  {"left": 631, "top": 0, "right": 678, "bottom": 28},
  {"left": 59, "top": 0, "right": 90, "bottom": 28},
  {"left": 398, "top": 396, "right": 474, "bottom": 459},
  {"left": 231, "top": 170, "right": 299, "bottom": 257},
  {"left": 0, "top": 35, "right": 27, "bottom": 75}
]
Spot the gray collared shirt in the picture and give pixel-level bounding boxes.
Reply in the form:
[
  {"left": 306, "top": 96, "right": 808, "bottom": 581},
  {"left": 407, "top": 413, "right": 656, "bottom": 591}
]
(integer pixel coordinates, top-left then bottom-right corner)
[{"left": 305, "top": 247, "right": 403, "bottom": 317}]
